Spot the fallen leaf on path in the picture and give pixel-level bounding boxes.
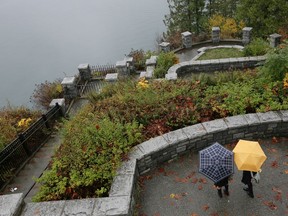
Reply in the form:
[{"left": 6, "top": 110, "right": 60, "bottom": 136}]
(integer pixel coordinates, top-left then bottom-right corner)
[
  {"left": 283, "top": 162, "right": 288, "bottom": 166},
  {"left": 153, "top": 212, "right": 160, "bottom": 216},
  {"left": 158, "top": 167, "right": 165, "bottom": 173},
  {"left": 190, "top": 213, "right": 199, "bottom": 216},
  {"left": 272, "top": 187, "right": 282, "bottom": 194},
  {"left": 271, "top": 160, "right": 279, "bottom": 168},
  {"left": 274, "top": 193, "right": 282, "bottom": 202},
  {"left": 186, "top": 171, "right": 196, "bottom": 179},
  {"left": 285, "top": 170, "right": 288, "bottom": 174},
  {"left": 202, "top": 204, "right": 209, "bottom": 211},
  {"left": 198, "top": 184, "right": 203, "bottom": 190},
  {"left": 263, "top": 201, "right": 277, "bottom": 210},
  {"left": 175, "top": 177, "right": 189, "bottom": 183},
  {"left": 199, "top": 178, "right": 207, "bottom": 184},
  {"left": 191, "top": 178, "right": 198, "bottom": 184},
  {"left": 210, "top": 213, "right": 219, "bottom": 216},
  {"left": 272, "top": 136, "right": 279, "bottom": 143}
]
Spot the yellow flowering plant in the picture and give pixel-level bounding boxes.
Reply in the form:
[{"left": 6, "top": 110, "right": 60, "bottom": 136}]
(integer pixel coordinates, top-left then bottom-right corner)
[
  {"left": 17, "top": 118, "right": 32, "bottom": 128},
  {"left": 283, "top": 73, "right": 288, "bottom": 89},
  {"left": 137, "top": 77, "right": 149, "bottom": 89}
]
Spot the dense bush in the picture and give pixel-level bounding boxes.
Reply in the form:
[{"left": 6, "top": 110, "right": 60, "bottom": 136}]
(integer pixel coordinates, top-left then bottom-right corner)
[
  {"left": 260, "top": 43, "right": 288, "bottom": 81},
  {"left": 243, "top": 38, "right": 271, "bottom": 56},
  {"left": 30, "top": 79, "right": 63, "bottom": 110},
  {"left": 0, "top": 106, "right": 41, "bottom": 151},
  {"left": 154, "top": 52, "right": 179, "bottom": 78}
]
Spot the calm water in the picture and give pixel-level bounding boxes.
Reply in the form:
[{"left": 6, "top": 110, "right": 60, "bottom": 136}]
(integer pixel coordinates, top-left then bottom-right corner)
[{"left": 0, "top": 0, "right": 168, "bottom": 107}]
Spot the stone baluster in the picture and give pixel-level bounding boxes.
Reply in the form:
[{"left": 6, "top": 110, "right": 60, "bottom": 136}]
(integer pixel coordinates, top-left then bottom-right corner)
[
  {"left": 61, "top": 76, "right": 78, "bottom": 100},
  {"left": 49, "top": 98, "right": 66, "bottom": 116},
  {"left": 269, "top": 33, "right": 282, "bottom": 47},
  {"left": 159, "top": 42, "right": 171, "bottom": 52},
  {"left": 242, "top": 27, "right": 253, "bottom": 45},
  {"left": 212, "top": 27, "right": 220, "bottom": 43},
  {"left": 181, "top": 31, "right": 192, "bottom": 48},
  {"left": 78, "top": 63, "right": 92, "bottom": 81},
  {"left": 116, "top": 60, "right": 129, "bottom": 78}
]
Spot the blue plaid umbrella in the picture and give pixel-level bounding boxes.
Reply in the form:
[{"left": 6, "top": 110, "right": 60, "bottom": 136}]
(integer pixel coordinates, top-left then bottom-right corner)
[{"left": 199, "top": 142, "right": 234, "bottom": 183}]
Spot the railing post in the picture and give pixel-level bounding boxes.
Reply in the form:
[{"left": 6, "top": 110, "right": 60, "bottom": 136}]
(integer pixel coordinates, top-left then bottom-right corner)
[
  {"left": 242, "top": 27, "right": 253, "bottom": 45},
  {"left": 49, "top": 99, "right": 65, "bottom": 116},
  {"left": 18, "top": 133, "right": 31, "bottom": 156},
  {"left": 42, "top": 114, "right": 50, "bottom": 129},
  {"left": 61, "top": 77, "right": 78, "bottom": 100},
  {"left": 159, "top": 42, "right": 171, "bottom": 52},
  {"left": 269, "top": 33, "right": 282, "bottom": 47},
  {"left": 181, "top": 31, "right": 192, "bottom": 48},
  {"left": 78, "top": 63, "right": 92, "bottom": 82},
  {"left": 212, "top": 27, "right": 220, "bottom": 43}
]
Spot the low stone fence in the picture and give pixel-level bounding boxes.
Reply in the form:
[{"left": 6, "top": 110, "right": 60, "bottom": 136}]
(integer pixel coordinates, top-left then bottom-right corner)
[
  {"left": 1, "top": 110, "right": 288, "bottom": 215},
  {"left": 166, "top": 44, "right": 267, "bottom": 79}
]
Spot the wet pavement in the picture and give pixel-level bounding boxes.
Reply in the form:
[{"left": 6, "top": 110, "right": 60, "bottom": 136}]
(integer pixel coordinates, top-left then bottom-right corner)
[{"left": 137, "top": 137, "right": 288, "bottom": 216}]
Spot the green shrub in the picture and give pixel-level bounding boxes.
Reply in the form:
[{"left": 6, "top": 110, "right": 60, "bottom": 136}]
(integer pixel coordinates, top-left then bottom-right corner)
[
  {"left": 154, "top": 52, "right": 179, "bottom": 78},
  {"left": 260, "top": 45, "right": 288, "bottom": 81},
  {"left": 243, "top": 38, "right": 270, "bottom": 56},
  {"left": 33, "top": 106, "right": 143, "bottom": 201}
]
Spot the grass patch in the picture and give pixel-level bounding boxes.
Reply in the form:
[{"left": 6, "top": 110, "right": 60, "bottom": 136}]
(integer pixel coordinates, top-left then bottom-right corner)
[{"left": 197, "top": 48, "right": 244, "bottom": 60}]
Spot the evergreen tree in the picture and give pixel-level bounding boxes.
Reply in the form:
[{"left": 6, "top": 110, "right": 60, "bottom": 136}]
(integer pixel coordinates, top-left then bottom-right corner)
[
  {"left": 206, "top": 0, "right": 239, "bottom": 18},
  {"left": 236, "top": 0, "right": 288, "bottom": 37},
  {"left": 164, "top": 0, "right": 206, "bottom": 35}
]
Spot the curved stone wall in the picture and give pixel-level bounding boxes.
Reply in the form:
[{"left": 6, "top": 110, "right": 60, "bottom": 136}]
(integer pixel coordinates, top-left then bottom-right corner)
[{"left": 2, "top": 111, "right": 288, "bottom": 216}]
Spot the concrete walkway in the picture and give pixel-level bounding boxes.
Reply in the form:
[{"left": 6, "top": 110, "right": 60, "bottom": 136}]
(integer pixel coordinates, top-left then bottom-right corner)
[{"left": 137, "top": 137, "right": 288, "bottom": 216}]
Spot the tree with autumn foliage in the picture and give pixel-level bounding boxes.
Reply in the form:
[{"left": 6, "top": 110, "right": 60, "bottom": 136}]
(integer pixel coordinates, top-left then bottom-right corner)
[{"left": 208, "top": 14, "right": 244, "bottom": 38}]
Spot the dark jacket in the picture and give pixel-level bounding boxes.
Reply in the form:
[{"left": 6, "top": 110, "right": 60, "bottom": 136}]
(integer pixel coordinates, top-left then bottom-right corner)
[
  {"left": 241, "top": 171, "right": 256, "bottom": 184},
  {"left": 214, "top": 176, "right": 229, "bottom": 187}
]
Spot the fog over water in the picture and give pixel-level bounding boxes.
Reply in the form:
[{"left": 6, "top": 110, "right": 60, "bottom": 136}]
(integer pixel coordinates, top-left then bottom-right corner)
[{"left": 0, "top": 0, "right": 168, "bottom": 107}]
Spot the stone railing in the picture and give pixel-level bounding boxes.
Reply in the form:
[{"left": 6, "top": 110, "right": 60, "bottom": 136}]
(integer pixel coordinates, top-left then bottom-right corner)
[{"left": 1, "top": 110, "right": 288, "bottom": 215}]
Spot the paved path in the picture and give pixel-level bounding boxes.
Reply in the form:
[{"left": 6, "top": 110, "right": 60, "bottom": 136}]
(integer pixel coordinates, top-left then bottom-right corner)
[{"left": 137, "top": 137, "right": 288, "bottom": 216}]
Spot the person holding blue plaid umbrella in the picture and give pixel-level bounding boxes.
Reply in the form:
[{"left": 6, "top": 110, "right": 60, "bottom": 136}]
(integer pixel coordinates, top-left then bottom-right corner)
[{"left": 199, "top": 142, "right": 234, "bottom": 198}]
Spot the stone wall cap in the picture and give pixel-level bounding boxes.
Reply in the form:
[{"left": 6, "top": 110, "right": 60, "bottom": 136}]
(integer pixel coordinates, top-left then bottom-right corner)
[
  {"left": 162, "top": 129, "right": 189, "bottom": 145},
  {"left": 202, "top": 119, "right": 228, "bottom": 133},
  {"left": 181, "top": 31, "right": 192, "bottom": 37},
  {"left": 243, "top": 113, "right": 260, "bottom": 125},
  {"left": 278, "top": 110, "right": 288, "bottom": 121},
  {"left": 165, "top": 73, "right": 177, "bottom": 80},
  {"left": 63, "top": 199, "right": 95, "bottom": 216},
  {"left": 257, "top": 111, "right": 281, "bottom": 123},
  {"left": 243, "top": 27, "right": 253, "bottom": 31},
  {"left": 78, "top": 63, "right": 89, "bottom": 69},
  {"left": 22, "top": 200, "right": 66, "bottom": 216},
  {"left": 93, "top": 196, "right": 130, "bottom": 216},
  {"left": 0, "top": 193, "right": 23, "bottom": 216},
  {"left": 270, "top": 33, "right": 282, "bottom": 38},
  {"left": 212, "top": 27, "right": 220, "bottom": 31},
  {"left": 116, "top": 60, "right": 127, "bottom": 67},
  {"left": 224, "top": 115, "right": 248, "bottom": 128},
  {"left": 109, "top": 174, "right": 134, "bottom": 197},
  {"left": 61, "top": 76, "right": 76, "bottom": 85},
  {"left": 159, "top": 42, "right": 170, "bottom": 47},
  {"left": 182, "top": 123, "right": 207, "bottom": 138},
  {"left": 137, "top": 136, "right": 169, "bottom": 155}
]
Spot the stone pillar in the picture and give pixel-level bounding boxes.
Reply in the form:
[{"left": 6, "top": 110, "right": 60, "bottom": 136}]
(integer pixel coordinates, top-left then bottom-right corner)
[
  {"left": 212, "top": 27, "right": 220, "bottom": 43},
  {"left": 145, "top": 56, "right": 157, "bottom": 68},
  {"left": 116, "top": 60, "right": 129, "bottom": 78},
  {"left": 269, "top": 33, "right": 282, "bottom": 47},
  {"left": 49, "top": 98, "right": 65, "bottom": 115},
  {"left": 61, "top": 77, "right": 78, "bottom": 99},
  {"left": 242, "top": 27, "right": 253, "bottom": 45},
  {"left": 181, "top": 31, "right": 192, "bottom": 48},
  {"left": 78, "top": 63, "right": 92, "bottom": 81},
  {"left": 159, "top": 42, "right": 170, "bottom": 52},
  {"left": 124, "top": 56, "right": 134, "bottom": 73}
]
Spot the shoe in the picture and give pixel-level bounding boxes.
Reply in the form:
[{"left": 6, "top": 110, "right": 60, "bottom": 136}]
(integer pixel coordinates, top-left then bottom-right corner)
[
  {"left": 243, "top": 188, "right": 249, "bottom": 192},
  {"left": 224, "top": 189, "right": 229, "bottom": 196},
  {"left": 217, "top": 189, "right": 223, "bottom": 198},
  {"left": 248, "top": 192, "right": 254, "bottom": 198}
]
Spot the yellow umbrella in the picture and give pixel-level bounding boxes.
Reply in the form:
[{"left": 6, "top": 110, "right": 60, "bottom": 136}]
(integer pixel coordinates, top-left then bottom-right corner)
[{"left": 232, "top": 139, "right": 267, "bottom": 172}]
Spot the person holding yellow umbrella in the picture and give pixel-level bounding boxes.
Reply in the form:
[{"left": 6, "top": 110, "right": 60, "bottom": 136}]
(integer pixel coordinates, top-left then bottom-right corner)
[{"left": 232, "top": 139, "right": 267, "bottom": 198}]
